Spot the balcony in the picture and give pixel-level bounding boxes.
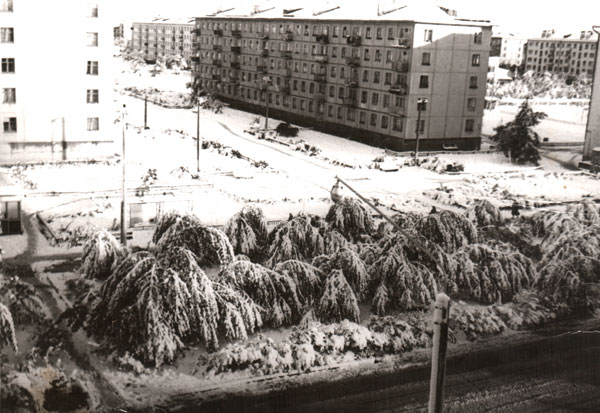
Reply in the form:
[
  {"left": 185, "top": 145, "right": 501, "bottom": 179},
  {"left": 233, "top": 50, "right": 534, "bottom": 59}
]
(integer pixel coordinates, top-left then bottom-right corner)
[
  {"left": 213, "top": 29, "right": 223, "bottom": 36},
  {"left": 315, "top": 34, "right": 329, "bottom": 44},
  {"left": 343, "top": 96, "right": 358, "bottom": 107},
  {"left": 392, "top": 61, "right": 410, "bottom": 72},
  {"left": 261, "top": 49, "right": 269, "bottom": 57},
  {"left": 312, "top": 73, "right": 327, "bottom": 83},
  {"left": 346, "top": 35, "right": 362, "bottom": 47},
  {"left": 231, "top": 46, "right": 241, "bottom": 54},
  {"left": 314, "top": 91, "right": 326, "bottom": 101},
  {"left": 212, "top": 45, "right": 222, "bottom": 52},
  {"left": 230, "top": 61, "right": 240, "bottom": 69},
  {"left": 313, "top": 54, "right": 328, "bottom": 63},
  {"left": 394, "top": 38, "right": 411, "bottom": 48},
  {"left": 212, "top": 59, "right": 222, "bottom": 66},
  {"left": 346, "top": 56, "right": 360, "bottom": 66},
  {"left": 257, "top": 65, "right": 267, "bottom": 73},
  {"left": 190, "top": 56, "right": 200, "bottom": 63},
  {"left": 231, "top": 30, "right": 242, "bottom": 38},
  {"left": 285, "top": 31, "right": 294, "bottom": 41},
  {"left": 281, "top": 50, "right": 292, "bottom": 59},
  {"left": 389, "top": 83, "right": 408, "bottom": 95},
  {"left": 344, "top": 78, "right": 359, "bottom": 88}
]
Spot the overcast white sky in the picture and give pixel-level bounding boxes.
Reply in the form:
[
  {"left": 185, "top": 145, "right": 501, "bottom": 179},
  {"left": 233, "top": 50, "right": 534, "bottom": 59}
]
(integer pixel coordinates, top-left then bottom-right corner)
[{"left": 111, "top": 0, "right": 600, "bottom": 37}]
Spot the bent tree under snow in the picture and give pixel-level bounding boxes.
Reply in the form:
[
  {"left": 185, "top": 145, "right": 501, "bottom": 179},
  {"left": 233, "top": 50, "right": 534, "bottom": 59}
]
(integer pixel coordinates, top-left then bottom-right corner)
[{"left": 326, "top": 197, "right": 375, "bottom": 242}]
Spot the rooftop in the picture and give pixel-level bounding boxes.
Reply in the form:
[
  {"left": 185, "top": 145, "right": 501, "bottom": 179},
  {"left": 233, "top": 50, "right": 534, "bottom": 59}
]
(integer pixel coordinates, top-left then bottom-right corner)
[{"left": 529, "top": 29, "right": 598, "bottom": 42}]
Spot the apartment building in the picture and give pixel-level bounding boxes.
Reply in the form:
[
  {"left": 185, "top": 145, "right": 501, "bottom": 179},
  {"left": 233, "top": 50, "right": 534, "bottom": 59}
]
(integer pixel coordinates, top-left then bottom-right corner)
[
  {"left": 491, "top": 32, "right": 526, "bottom": 67},
  {"left": 0, "top": 0, "right": 114, "bottom": 163},
  {"left": 131, "top": 19, "right": 195, "bottom": 63},
  {"left": 524, "top": 30, "right": 597, "bottom": 77},
  {"left": 192, "top": 3, "right": 491, "bottom": 151},
  {"left": 583, "top": 29, "right": 600, "bottom": 163}
]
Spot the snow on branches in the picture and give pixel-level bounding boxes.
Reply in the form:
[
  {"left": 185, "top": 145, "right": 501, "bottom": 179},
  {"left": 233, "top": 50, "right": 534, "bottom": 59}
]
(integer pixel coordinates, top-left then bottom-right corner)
[
  {"left": 265, "top": 214, "right": 324, "bottom": 268},
  {"left": 529, "top": 209, "right": 581, "bottom": 249},
  {"left": 154, "top": 212, "right": 234, "bottom": 267},
  {"left": 325, "top": 197, "right": 374, "bottom": 242},
  {"left": 536, "top": 225, "right": 600, "bottom": 313},
  {"left": 273, "top": 260, "right": 323, "bottom": 306},
  {"left": 0, "top": 302, "right": 18, "bottom": 352},
  {"left": 219, "top": 260, "right": 303, "bottom": 327},
  {"left": 450, "top": 244, "right": 534, "bottom": 304},
  {"left": 417, "top": 210, "right": 478, "bottom": 252},
  {"left": 80, "top": 229, "right": 124, "bottom": 279},
  {"left": 465, "top": 199, "right": 502, "bottom": 227},
  {"left": 317, "top": 269, "right": 360, "bottom": 323},
  {"left": 225, "top": 206, "right": 269, "bottom": 261},
  {"left": 566, "top": 201, "right": 600, "bottom": 226},
  {"left": 313, "top": 248, "right": 369, "bottom": 300}
]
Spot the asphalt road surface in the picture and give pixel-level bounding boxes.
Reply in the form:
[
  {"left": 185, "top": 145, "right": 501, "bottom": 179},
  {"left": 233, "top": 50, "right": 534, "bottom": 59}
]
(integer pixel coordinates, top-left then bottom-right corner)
[{"left": 187, "top": 331, "right": 600, "bottom": 413}]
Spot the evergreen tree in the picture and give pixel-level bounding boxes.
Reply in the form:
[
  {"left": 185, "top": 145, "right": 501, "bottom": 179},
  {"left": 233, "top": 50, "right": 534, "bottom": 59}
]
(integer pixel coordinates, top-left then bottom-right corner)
[
  {"left": 416, "top": 210, "right": 478, "bottom": 253},
  {"left": 325, "top": 197, "right": 374, "bottom": 242},
  {"left": 265, "top": 214, "right": 324, "bottom": 267},
  {"left": 491, "top": 100, "right": 547, "bottom": 165},
  {"left": 225, "top": 206, "right": 269, "bottom": 261},
  {"left": 80, "top": 229, "right": 124, "bottom": 279},
  {"left": 0, "top": 302, "right": 17, "bottom": 352},
  {"left": 317, "top": 269, "right": 360, "bottom": 323}
]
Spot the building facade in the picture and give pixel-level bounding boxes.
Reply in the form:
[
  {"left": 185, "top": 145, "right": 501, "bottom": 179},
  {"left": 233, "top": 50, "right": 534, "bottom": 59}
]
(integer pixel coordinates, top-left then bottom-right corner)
[
  {"left": 0, "top": 0, "right": 114, "bottom": 163},
  {"left": 583, "top": 29, "right": 600, "bottom": 163},
  {"left": 192, "top": 4, "right": 491, "bottom": 151},
  {"left": 491, "top": 33, "right": 526, "bottom": 67},
  {"left": 524, "top": 30, "right": 597, "bottom": 77},
  {"left": 131, "top": 19, "right": 194, "bottom": 63}
]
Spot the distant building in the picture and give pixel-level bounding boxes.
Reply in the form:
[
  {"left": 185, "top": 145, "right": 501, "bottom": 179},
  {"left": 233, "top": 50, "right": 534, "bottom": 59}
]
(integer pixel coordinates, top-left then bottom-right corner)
[
  {"left": 0, "top": 0, "right": 115, "bottom": 163},
  {"left": 192, "top": 3, "right": 491, "bottom": 151},
  {"left": 491, "top": 32, "right": 526, "bottom": 67},
  {"left": 524, "top": 29, "right": 597, "bottom": 77},
  {"left": 131, "top": 18, "right": 195, "bottom": 63},
  {"left": 487, "top": 56, "right": 512, "bottom": 85},
  {"left": 583, "top": 28, "right": 600, "bottom": 163}
]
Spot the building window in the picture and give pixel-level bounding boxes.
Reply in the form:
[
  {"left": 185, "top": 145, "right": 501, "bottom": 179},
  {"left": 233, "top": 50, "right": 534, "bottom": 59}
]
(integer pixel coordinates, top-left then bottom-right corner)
[
  {"left": 337, "top": 106, "right": 343, "bottom": 119},
  {"left": 381, "top": 116, "right": 388, "bottom": 129},
  {"left": 86, "top": 32, "right": 99, "bottom": 47},
  {"left": 366, "top": 27, "right": 371, "bottom": 39},
  {"left": 3, "top": 117, "right": 16, "bottom": 132},
  {"left": 88, "top": 3, "right": 98, "bottom": 17},
  {"left": 417, "top": 100, "right": 427, "bottom": 111},
  {"left": 1, "top": 57, "right": 14, "bottom": 73},
  {"left": 386, "top": 50, "right": 392, "bottom": 63},
  {"left": 419, "top": 75, "right": 429, "bottom": 88},
  {"left": 333, "top": 26, "right": 339, "bottom": 37},
  {"left": 388, "top": 28, "right": 394, "bottom": 40},
  {"left": 424, "top": 29, "right": 433, "bottom": 42},
  {"left": 0, "top": 0, "right": 13, "bottom": 12},
  {"left": 376, "top": 28, "right": 382, "bottom": 40},
  {"left": 328, "top": 85, "right": 335, "bottom": 97},
  {"left": 347, "top": 108, "right": 356, "bottom": 121},
  {"left": 328, "top": 105, "right": 334, "bottom": 117},
  {"left": 359, "top": 111, "right": 366, "bottom": 124},
  {"left": 361, "top": 91, "right": 367, "bottom": 104},
  {"left": 370, "top": 113, "right": 377, "bottom": 126},
  {"left": 330, "top": 66, "right": 337, "bottom": 78},
  {"left": 87, "top": 117, "right": 99, "bottom": 131},
  {"left": 384, "top": 72, "right": 392, "bottom": 85},
  {"left": 375, "top": 50, "right": 381, "bottom": 62},
  {"left": 0, "top": 27, "right": 14, "bottom": 42},
  {"left": 87, "top": 61, "right": 98, "bottom": 75},
  {"left": 469, "top": 76, "right": 478, "bottom": 89},
  {"left": 383, "top": 94, "right": 390, "bottom": 108},
  {"left": 332, "top": 47, "right": 337, "bottom": 58},
  {"left": 467, "top": 98, "right": 476, "bottom": 111},
  {"left": 373, "top": 71, "right": 380, "bottom": 84},
  {"left": 86, "top": 89, "right": 99, "bottom": 103},
  {"left": 372, "top": 93, "right": 379, "bottom": 106},
  {"left": 2, "top": 87, "right": 15, "bottom": 103},
  {"left": 472, "top": 54, "right": 481, "bottom": 66},
  {"left": 465, "top": 119, "right": 475, "bottom": 132},
  {"left": 392, "top": 117, "right": 403, "bottom": 131},
  {"left": 362, "top": 70, "right": 369, "bottom": 82},
  {"left": 309, "top": 82, "right": 315, "bottom": 94},
  {"left": 364, "top": 49, "right": 370, "bottom": 61},
  {"left": 474, "top": 32, "right": 482, "bottom": 44},
  {"left": 422, "top": 52, "right": 431, "bottom": 65}
]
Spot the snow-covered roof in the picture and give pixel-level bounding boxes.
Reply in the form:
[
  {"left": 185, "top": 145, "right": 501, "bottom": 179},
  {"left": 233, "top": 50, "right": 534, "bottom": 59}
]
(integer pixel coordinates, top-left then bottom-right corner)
[
  {"left": 133, "top": 17, "right": 195, "bottom": 26},
  {"left": 529, "top": 29, "right": 598, "bottom": 42},
  {"left": 202, "top": 2, "right": 491, "bottom": 27}
]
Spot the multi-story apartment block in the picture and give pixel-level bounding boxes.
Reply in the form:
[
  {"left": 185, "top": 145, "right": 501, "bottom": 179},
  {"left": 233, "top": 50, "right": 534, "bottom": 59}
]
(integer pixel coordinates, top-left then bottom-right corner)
[
  {"left": 524, "top": 30, "right": 597, "bottom": 77},
  {"left": 491, "top": 32, "right": 526, "bottom": 67},
  {"left": 131, "top": 19, "right": 195, "bottom": 63},
  {"left": 192, "top": 3, "right": 491, "bottom": 151},
  {"left": 0, "top": 0, "right": 114, "bottom": 163},
  {"left": 583, "top": 28, "right": 600, "bottom": 164}
]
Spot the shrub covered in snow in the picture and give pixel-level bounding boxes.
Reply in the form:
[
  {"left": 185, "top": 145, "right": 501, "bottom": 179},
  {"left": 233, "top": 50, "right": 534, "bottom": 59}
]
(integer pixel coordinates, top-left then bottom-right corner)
[
  {"left": 465, "top": 199, "right": 503, "bottom": 227},
  {"left": 273, "top": 260, "right": 323, "bottom": 306},
  {"left": 0, "top": 302, "right": 17, "bottom": 352},
  {"left": 403, "top": 157, "right": 464, "bottom": 173},
  {"left": 325, "top": 197, "right": 375, "bottom": 242},
  {"left": 451, "top": 303, "right": 507, "bottom": 341},
  {"left": 416, "top": 210, "right": 478, "bottom": 252},
  {"left": 265, "top": 214, "right": 325, "bottom": 267},
  {"left": 565, "top": 201, "right": 600, "bottom": 226},
  {"left": 528, "top": 209, "right": 581, "bottom": 249},
  {"left": 275, "top": 122, "right": 299, "bottom": 137},
  {"left": 80, "top": 230, "right": 124, "bottom": 280},
  {"left": 317, "top": 270, "right": 360, "bottom": 323},
  {"left": 225, "top": 206, "right": 269, "bottom": 261},
  {"left": 313, "top": 248, "right": 369, "bottom": 300},
  {"left": 450, "top": 244, "right": 534, "bottom": 304},
  {"left": 0, "top": 269, "right": 48, "bottom": 325}
]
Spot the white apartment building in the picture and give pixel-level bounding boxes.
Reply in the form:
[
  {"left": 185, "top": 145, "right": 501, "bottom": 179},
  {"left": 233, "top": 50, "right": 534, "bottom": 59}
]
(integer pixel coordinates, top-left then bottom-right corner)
[
  {"left": 491, "top": 32, "right": 526, "bottom": 67},
  {"left": 131, "top": 19, "right": 195, "bottom": 63},
  {"left": 0, "top": 0, "right": 115, "bottom": 163}
]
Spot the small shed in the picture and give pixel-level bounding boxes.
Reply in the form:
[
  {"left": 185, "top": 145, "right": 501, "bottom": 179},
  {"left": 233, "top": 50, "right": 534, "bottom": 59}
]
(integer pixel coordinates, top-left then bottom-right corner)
[{"left": 0, "top": 173, "right": 24, "bottom": 235}]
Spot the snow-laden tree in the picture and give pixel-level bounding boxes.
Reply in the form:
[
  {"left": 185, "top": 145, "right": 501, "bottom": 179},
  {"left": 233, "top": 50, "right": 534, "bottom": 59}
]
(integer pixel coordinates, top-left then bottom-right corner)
[
  {"left": 80, "top": 229, "right": 124, "bottom": 279},
  {"left": 491, "top": 101, "right": 547, "bottom": 165},
  {"left": 325, "top": 197, "right": 374, "bottom": 242},
  {"left": 357, "top": 243, "right": 380, "bottom": 266},
  {"left": 0, "top": 302, "right": 17, "bottom": 352},
  {"left": 323, "top": 230, "right": 351, "bottom": 255},
  {"left": 0, "top": 270, "right": 48, "bottom": 325},
  {"left": 528, "top": 209, "right": 581, "bottom": 249},
  {"left": 566, "top": 201, "right": 600, "bottom": 226},
  {"left": 536, "top": 225, "right": 600, "bottom": 313},
  {"left": 465, "top": 199, "right": 503, "bottom": 227},
  {"left": 313, "top": 248, "right": 369, "bottom": 300},
  {"left": 219, "top": 260, "right": 303, "bottom": 327},
  {"left": 155, "top": 214, "right": 234, "bottom": 267},
  {"left": 225, "top": 206, "right": 269, "bottom": 261},
  {"left": 450, "top": 244, "right": 534, "bottom": 304},
  {"left": 416, "top": 210, "right": 478, "bottom": 253},
  {"left": 374, "top": 212, "right": 421, "bottom": 240},
  {"left": 317, "top": 269, "right": 360, "bottom": 323},
  {"left": 273, "top": 260, "right": 323, "bottom": 306},
  {"left": 80, "top": 247, "right": 261, "bottom": 366},
  {"left": 265, "top": 214, "right": 324, "bottom": 268},
  {"left": 152, "top": 211, "right": 202, "bottom": 244}
]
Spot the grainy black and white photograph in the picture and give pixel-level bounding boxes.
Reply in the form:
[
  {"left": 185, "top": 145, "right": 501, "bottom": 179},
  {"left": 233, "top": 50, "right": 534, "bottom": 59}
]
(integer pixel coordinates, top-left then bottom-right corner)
[{"left": 1, "top": 0, "right": 600, "bottom": 411}]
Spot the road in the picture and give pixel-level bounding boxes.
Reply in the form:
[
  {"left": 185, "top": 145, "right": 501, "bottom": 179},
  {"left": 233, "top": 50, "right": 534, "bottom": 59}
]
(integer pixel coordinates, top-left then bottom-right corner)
[{"left": 182, "top": 330, "right": 600, "bottom": 413}]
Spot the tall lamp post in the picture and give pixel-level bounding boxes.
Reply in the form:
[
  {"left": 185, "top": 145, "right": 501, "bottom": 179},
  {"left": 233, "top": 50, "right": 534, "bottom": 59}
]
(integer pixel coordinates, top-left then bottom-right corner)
[
  {"left": 262, "top": 76, "right": 272, "bottom": 130},
  {"left": 415, "top": 97, "right": 428, "bottom": 160},
  {"left": 196, "top": 97, "right": 200, "bottom": 173},
  {"left": 120, "top": 104, "right": 128, "bottom": 246}
]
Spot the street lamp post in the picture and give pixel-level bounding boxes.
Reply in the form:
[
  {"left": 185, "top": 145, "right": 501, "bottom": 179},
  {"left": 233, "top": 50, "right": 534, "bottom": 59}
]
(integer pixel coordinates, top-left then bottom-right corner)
[
  {"left": 263, "top": 76, "right": 271, "bottom": 131},
  {"left": 196, "top": 98, "right": 200, "bottom": 173},
  {"left": 120, "top": 104, "right": 128, "bottom": 246},
  {"left": 415, "top": 98, "right": 428, "bottom": 160}
]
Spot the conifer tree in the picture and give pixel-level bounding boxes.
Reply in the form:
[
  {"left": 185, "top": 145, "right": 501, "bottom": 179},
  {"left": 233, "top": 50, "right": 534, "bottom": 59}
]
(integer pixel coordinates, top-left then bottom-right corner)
[
  {"left": 80, "top": 229, "right": 124, "bottom": 279},
  {"left": 317, "top": 269, "right": 360, "bottom": 323},
  {"left": 0, "top": 302, "right": 17, "bottom": 352},
  {"left": 325, "top": 197, "right": 375, "bottom": 242},
  {"left": 265, "top": 214, "right": 324, "bottom": 267},
  {"left": 417, "top": 210, "right": 478, "bottom": 253},
  {"left": 225, "top": 206, "right": 269, "bottom": 261},
  {"left": 465, "top": 199, "right": 503, "bottom": 227},
  {"left": 314, "top": 248, "right": 369, "bottom": 300},
  {"left": 273, "top": 260, "right": 323, "bottom": 306}
]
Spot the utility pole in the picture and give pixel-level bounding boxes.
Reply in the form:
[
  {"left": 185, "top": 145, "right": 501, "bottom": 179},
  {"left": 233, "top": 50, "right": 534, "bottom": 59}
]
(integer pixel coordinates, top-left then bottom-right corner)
[
  {"left": 61, "top": 117, "right": 66, "bottom": 161},
  {"left": 263, "top": 76, "right": 271, "bottom": 130},
  {"left": 428, "top": 293, "right": 451, "bottom": 413},
  {"left": 120, "top": 104, "right": 128, "bottom": 246},
  {"left": 196, "top": 98, "right": 200, "bottom": 173},
  {"left": 144, "top": 95, "right": 148, "bottom": 129},
  {"left": 415, "top": 98, "right": 428, "bottom": 160}
]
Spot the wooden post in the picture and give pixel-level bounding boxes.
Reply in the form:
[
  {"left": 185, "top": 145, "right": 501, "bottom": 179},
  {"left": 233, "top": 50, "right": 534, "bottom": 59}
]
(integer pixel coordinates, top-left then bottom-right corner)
[
  {"left": 144, "top": 95, "right": 148, "bottom": 129},
  {"left": 196, "top": 99, "right": 200, "bottom": 173},
  {"left": 428, "top": 293, "right": 451, "bottom": 413},
  {"left": 120, "top": 104, "right": 128, "bottom": 246}
]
